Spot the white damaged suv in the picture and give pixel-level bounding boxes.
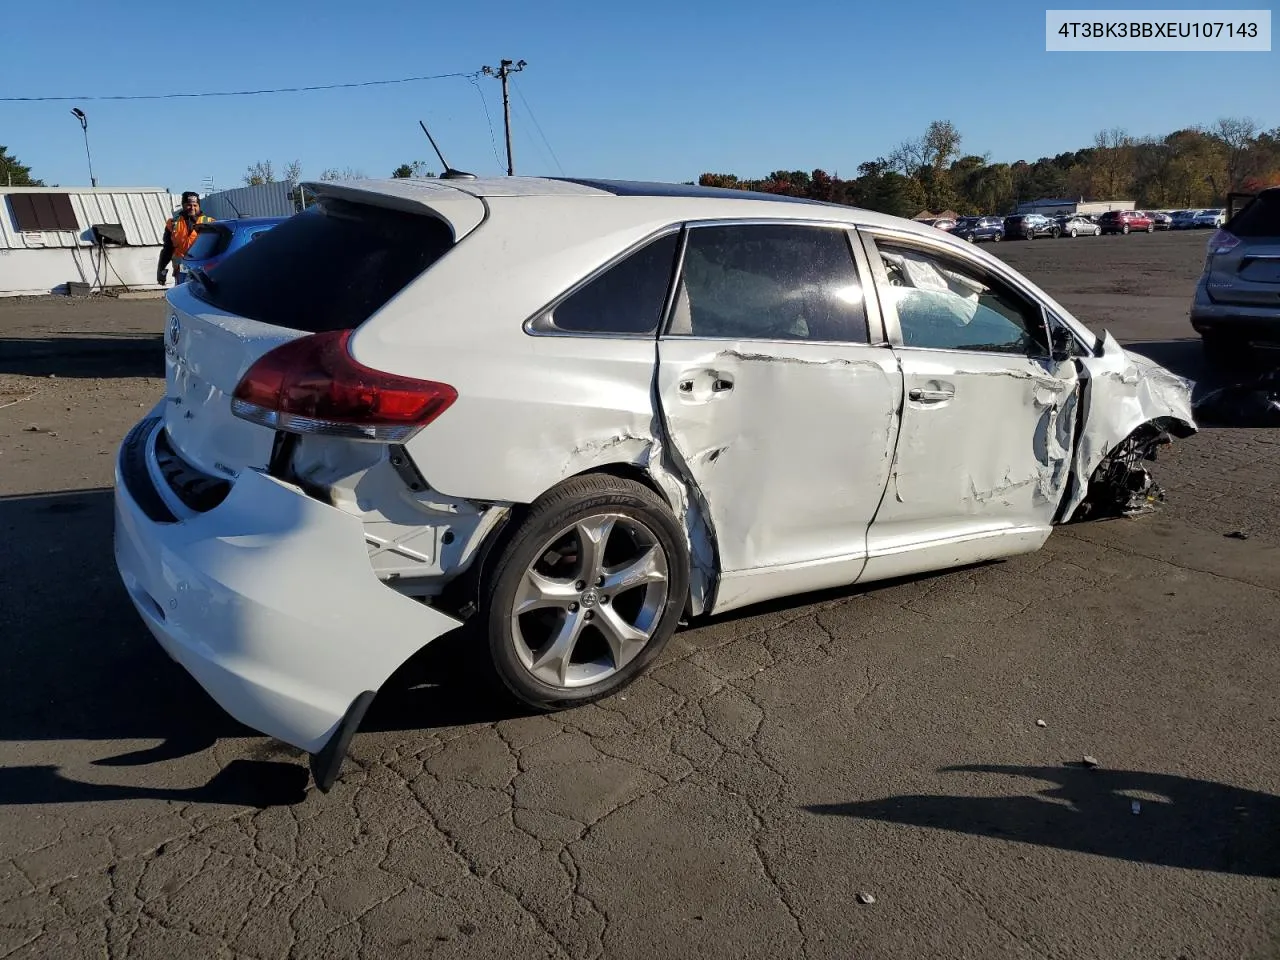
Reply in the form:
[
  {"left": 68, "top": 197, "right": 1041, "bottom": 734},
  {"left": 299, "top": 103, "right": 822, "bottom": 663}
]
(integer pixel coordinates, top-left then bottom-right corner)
[{"left": 114, "top": 177, "right": 1196, "bottom": 789}]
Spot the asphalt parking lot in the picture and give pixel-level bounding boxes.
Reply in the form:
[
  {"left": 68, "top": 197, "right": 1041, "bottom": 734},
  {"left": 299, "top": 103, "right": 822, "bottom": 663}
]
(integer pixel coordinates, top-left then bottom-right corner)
[{"left": 1, "top": 229, "right": 1277, "bottom": 959}]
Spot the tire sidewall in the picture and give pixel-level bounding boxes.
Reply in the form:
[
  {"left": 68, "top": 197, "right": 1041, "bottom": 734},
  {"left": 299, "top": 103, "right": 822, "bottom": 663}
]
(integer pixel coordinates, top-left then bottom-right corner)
[{"left": 485, "top": 481, "right": 690, "bottom": 709}]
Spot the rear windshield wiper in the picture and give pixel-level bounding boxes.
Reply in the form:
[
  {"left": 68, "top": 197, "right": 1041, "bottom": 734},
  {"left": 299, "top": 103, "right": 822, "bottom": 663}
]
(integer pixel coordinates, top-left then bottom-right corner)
[{"left": 188, "top": 266, "right": 217, "bottom": 295}]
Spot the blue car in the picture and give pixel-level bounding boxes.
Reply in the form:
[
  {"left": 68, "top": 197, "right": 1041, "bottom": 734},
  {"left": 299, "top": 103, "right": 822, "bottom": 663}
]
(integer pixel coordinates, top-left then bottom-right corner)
[
  {"left": 178, "top": 216, "right": 286, "bottom": 278},
  {"left": 951, "top": 215, "right": 1005, "bottom": 243}
]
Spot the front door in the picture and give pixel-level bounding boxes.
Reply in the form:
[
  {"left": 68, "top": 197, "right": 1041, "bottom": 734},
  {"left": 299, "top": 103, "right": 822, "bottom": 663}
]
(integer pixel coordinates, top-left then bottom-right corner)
[
  {"left": 858, "top": 232, "right": 1080, "bottom": 582},
  {"left": 656, "top": 221, "right": 902, "bottom": 613}
]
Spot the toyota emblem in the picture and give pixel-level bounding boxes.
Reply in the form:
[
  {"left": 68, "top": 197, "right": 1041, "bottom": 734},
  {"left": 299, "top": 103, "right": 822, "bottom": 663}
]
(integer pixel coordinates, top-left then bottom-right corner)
[{"left": 168, "top": 314, "right": 181, "bottom": 347}]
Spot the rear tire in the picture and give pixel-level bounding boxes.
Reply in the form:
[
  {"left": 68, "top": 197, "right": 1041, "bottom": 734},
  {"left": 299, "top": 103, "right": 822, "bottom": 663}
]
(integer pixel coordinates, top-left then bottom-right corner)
[
  {"left": 992, "top": 233, "right": 1001, "bottom": 242},
  {"left": 1069, "top": 229, "right": 1078, "bottom": 238},
  {"left": 1122, "top": 225, "right": 1130, "bottom": 235},
  {"left": 1146, "top": 224, "right": 1154, "bottom": 233},
  {"left": 483, "top": 474, "right": 690, "bottom": 711}
]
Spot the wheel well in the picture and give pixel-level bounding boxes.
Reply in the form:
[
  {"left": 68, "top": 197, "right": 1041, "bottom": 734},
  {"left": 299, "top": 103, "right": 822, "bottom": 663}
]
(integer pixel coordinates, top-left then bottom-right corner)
[{"left": 435, "top": 463, "right": 679, "bottom": 621}]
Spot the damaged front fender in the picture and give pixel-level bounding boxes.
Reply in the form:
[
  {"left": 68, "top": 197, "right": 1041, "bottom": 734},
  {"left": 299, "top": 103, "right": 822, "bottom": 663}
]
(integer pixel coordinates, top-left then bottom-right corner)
[{"left": 1063, "top": 333, "right": 1197, "bottom": 520}]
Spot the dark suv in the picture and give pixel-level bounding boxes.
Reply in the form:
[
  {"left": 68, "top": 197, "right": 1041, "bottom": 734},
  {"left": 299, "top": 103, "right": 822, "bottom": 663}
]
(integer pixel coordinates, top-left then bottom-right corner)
[
  {"left": 1191, "top": 187, "right": 1280, "bottom": 364},
  {"left": 1003, "top": 214, "right": 1060, "bottom": 240},
  {"left": 1098, "top": 210, "right": 1154, "bottom": 235},
  {"left": 951, "top": 216, "right": 1005, "bottom": 243}
]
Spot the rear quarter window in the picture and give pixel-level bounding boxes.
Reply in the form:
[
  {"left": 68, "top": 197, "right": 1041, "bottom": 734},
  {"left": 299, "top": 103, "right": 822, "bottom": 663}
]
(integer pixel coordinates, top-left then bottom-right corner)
[
  {"left": 1227, "top": 192, "right": 1280, "bottom": 238},
  {"left": 190, "top": 198, "right": 453, "bottom": 332},
  {"left": 183, "top": 226, "right": 228, "bottom": 261}
]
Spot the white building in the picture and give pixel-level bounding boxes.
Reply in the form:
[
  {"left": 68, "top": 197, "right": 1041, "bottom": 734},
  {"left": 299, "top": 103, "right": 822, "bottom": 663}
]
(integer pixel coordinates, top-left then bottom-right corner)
[
  {"left": 0, "top": 186, "right": 182, "bottom": 297},
  {"left": 1014, "top": 197, "right": 1137, "bottom": 216}
]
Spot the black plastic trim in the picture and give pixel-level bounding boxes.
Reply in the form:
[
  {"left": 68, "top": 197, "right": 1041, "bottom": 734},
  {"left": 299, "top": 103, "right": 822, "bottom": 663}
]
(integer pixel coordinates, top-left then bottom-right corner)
[
  {"left": 309, "top": 690, "right": 376, "bottom": 792},
  {"left": 119, "top": 418, "right": 178, "bottom": 524},
  {"left": 154, "top": 428, "right": 232, "bottom": 513}
]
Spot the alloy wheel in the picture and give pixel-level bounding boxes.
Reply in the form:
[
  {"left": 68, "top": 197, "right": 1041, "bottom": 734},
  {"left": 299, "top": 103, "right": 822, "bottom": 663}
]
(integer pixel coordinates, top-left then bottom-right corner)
[{"left": 509, "top": 513, "right": 670, "bottom": 688}]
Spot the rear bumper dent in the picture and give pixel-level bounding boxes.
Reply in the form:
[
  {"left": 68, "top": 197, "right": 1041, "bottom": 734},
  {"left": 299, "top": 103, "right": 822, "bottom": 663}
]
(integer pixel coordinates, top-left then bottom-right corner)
[{"left": 114, "top": 431, "right": 463, "bottom": 762}]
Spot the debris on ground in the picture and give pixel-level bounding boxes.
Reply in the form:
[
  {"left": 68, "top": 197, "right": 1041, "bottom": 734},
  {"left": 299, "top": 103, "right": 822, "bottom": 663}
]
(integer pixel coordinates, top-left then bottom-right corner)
[
  {"left": 24, "top": 424, "right": 40, "bottom": 432},
  {"left": 1082, "top": 756, "right": 1100, "bottom": 768},
  {"left": 1193, "top": 370, "right": 1280, "bottom": 427},
  {"left": 1225, "top": 531, "right": 1250, "bottom": 540},
  {"left": 856, "top": 892, "right": 876, "bottom": 905},
  {"left": 1036, "top": 719, "right": 1047, "bottom": 728}
]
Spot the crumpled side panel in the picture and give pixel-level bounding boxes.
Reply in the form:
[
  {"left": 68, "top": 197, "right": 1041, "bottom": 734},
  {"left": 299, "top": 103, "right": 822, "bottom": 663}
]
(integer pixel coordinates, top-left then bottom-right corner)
[{"left": 1063, "top": 332, "right": 1197, "bottom": 520}]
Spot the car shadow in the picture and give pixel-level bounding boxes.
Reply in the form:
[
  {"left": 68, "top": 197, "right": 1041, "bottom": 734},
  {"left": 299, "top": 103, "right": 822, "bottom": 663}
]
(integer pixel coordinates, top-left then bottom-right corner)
[
  {"left": 806, "top": 763, "right": 1280, "bottom": 878},
  {"left": 0, "top": 488, "right": 525, "bottom": 808},
  {"left": 0, "top": 335, "right": 164, "bottom": 378}
]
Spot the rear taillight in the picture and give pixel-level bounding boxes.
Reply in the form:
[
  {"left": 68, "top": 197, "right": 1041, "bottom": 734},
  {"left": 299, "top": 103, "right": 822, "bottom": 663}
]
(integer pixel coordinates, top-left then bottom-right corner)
[
  {"left": 1206, "top": 229, "right": 1240, "bottom": 256},
  {"left": 230, "top": 330, "right": 456, "bottom": 442}
]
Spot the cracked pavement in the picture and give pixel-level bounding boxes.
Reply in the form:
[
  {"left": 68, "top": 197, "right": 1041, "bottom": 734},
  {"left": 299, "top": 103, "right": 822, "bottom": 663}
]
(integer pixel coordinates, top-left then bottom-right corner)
[{"left": 1, "top": 232, "right": 1278, "bottom": 958}]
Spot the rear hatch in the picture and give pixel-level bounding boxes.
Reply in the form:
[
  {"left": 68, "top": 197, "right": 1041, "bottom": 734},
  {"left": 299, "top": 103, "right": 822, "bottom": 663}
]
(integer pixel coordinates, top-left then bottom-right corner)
[
  {"left": 1205, "top": 190, "right": 1280, "bottom": 308},
  {"left": 162, "top": 191, "right": 470, "bottom": 482}
]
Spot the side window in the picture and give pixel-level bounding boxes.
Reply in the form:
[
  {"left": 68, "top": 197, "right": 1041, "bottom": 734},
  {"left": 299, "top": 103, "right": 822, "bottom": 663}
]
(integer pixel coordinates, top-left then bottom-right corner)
[
  {"left": 873, "top": 240, "right": 1048, "bottom": 355},
  {"left": 548, "top": 233, "right": 679, "bottom": 335},
  {"left": 669, "top": 223, "right": 868, "bottom": 343}
]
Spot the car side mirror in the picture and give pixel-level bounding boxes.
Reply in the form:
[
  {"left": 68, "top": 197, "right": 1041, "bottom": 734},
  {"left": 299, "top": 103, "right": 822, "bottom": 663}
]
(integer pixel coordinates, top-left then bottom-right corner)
[{"left": 1049, "top": 324, "right": 1074, "bottom": 362}]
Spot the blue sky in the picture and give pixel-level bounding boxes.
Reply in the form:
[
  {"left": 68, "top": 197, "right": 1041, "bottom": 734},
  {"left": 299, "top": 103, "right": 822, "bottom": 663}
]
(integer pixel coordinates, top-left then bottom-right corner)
[{"left": 1, "top": 0, "right": 1276, "bottom": 193}]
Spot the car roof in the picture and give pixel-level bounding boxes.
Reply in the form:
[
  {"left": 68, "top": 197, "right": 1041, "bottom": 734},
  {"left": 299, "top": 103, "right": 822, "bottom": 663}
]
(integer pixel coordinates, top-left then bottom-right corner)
[{"left": 301, "top": 174, "right": 959, "bottom": 239}]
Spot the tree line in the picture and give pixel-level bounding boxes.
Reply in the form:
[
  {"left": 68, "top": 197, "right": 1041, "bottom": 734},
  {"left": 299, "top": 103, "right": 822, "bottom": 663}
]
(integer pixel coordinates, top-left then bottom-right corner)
[{"left": 698, "top": 118, "right": 1280, "bottom": 218}]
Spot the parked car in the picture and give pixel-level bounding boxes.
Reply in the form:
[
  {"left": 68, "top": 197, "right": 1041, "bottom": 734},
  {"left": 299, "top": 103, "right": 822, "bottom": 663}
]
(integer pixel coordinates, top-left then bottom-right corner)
[
  {"left": 1004, "top": 213, "right": 1060, "bottom": 239},
  {"left": 1190, "top": 187, "right": 1280, "bottom": 364},
  {"left": 1170, "top": 210, "right": 1199, "bottom": 230},
  {"left": 951, "top": 216, "right": 1005, "bottom": 243},
  {"left": 1193, "top": 208, "right": 1227, "bottom": 229},
  {"left": 178, "top": 216, "right": 287, "bottom": 277},
  {"left": 1150, "top": 212, "right": 1173, "bottom": 230},
  {"left": 114, "top": 177, "right": 1196, "bottom": 789},
  {"left": 1055, "top": 215, "right": 1102, "bottom": 237},
  {"left": 1098, "top": 210, "right": 1154, "bottom": 235}
]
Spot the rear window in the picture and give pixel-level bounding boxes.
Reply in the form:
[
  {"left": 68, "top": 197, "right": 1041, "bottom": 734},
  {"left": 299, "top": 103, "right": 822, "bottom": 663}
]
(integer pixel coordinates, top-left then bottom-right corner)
[
  {"left": 190, "top": 198, "right": 453, "bottom": 332},
  {"left": 1227, "top": 191, "right": 1280, "bottom": 238},
  {"left": 184, "top": 226, "right": 228, "bottom": 261}
]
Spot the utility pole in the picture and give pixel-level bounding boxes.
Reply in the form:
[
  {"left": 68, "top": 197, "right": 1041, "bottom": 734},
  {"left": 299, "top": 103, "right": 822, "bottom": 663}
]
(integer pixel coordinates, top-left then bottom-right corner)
[{"left": 482, "top": 59, "right": 526, "bottom": 176}]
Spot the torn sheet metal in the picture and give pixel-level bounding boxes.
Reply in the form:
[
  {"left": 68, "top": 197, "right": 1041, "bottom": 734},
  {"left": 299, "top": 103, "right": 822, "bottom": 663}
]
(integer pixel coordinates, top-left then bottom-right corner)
[{"left": 1062, "top": 333, "right": 1197, "bottom": 521}]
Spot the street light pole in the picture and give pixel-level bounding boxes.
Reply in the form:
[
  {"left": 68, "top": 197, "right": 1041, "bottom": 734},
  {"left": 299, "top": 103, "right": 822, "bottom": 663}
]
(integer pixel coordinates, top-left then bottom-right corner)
[{"left": 70, "top": 107, "right": 97, "bottom": 187}]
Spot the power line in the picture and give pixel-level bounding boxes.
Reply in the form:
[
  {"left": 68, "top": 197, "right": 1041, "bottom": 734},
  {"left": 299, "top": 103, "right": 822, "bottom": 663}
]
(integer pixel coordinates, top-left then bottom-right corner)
[
  {"left": 509, "top": 97, "right": 556, "bottom": 175},
  {"left": 510, "top": 77, "right": 565, "bottom": 176},
  {"left": 0, "top": 70, "right": 479, "bottom": 102},
  {"left": 468, "top": 74, "right": 505, "bottom": 170}
]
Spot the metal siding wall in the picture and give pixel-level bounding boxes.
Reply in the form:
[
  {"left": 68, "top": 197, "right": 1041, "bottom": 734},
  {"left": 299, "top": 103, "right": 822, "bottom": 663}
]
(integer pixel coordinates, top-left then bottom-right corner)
[
  {"left": 200, "top": 182, "right": 297, "bottom": 220},
  {"left": 0, "top": 189, "right": 177, "bottom": 251}
]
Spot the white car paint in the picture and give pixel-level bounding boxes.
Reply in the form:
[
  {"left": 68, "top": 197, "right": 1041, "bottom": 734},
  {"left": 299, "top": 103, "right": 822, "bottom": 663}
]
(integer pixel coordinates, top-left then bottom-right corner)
[{"left": 114, "top": 177, "right": 1196, "bottom": 766}]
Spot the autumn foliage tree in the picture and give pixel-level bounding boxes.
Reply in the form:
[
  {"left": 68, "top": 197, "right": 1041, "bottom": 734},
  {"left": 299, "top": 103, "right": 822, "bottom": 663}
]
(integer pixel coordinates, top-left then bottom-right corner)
[{"left": 697, "top": 117, "right": 1279, "bottom": 218}]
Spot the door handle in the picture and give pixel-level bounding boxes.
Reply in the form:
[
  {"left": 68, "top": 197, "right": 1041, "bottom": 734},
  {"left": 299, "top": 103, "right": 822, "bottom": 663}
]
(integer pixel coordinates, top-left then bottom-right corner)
[
  {"left": 909, "top": 387, "right": 954, "bottom": 403},
  {"left": 711, "top": 378, "right": 733, "bottom": 393},
  {"left": 678, "top": 380, "right": 693, "bottom": 393}
]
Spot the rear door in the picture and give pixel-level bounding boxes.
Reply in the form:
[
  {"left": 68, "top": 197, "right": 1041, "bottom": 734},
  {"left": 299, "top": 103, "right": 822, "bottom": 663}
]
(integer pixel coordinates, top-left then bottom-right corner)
[
  {"left": 858, "top": 230, "right": 1080, "bottom": 579},
  {"left": 1207, "top": 190, "right": 1280, "bottom": 308},
  {"left": 656, "top": 221, "right": 901, "bottom": 600}
]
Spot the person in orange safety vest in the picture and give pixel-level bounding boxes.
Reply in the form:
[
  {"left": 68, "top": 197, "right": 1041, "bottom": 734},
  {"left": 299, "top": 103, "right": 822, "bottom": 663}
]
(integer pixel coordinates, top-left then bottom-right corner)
[{"left": 157, "top": 191, "right": 214, "bottom": 285}]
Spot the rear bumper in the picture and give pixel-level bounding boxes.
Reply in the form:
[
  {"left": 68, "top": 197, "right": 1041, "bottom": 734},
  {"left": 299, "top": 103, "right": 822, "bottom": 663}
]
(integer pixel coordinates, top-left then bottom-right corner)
[
  {"left": 1190, "top": 282, "right": 1280, "bottom": 344},
  {"left": 113, "top": 416, "right": 463, "bottom": 757}
]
